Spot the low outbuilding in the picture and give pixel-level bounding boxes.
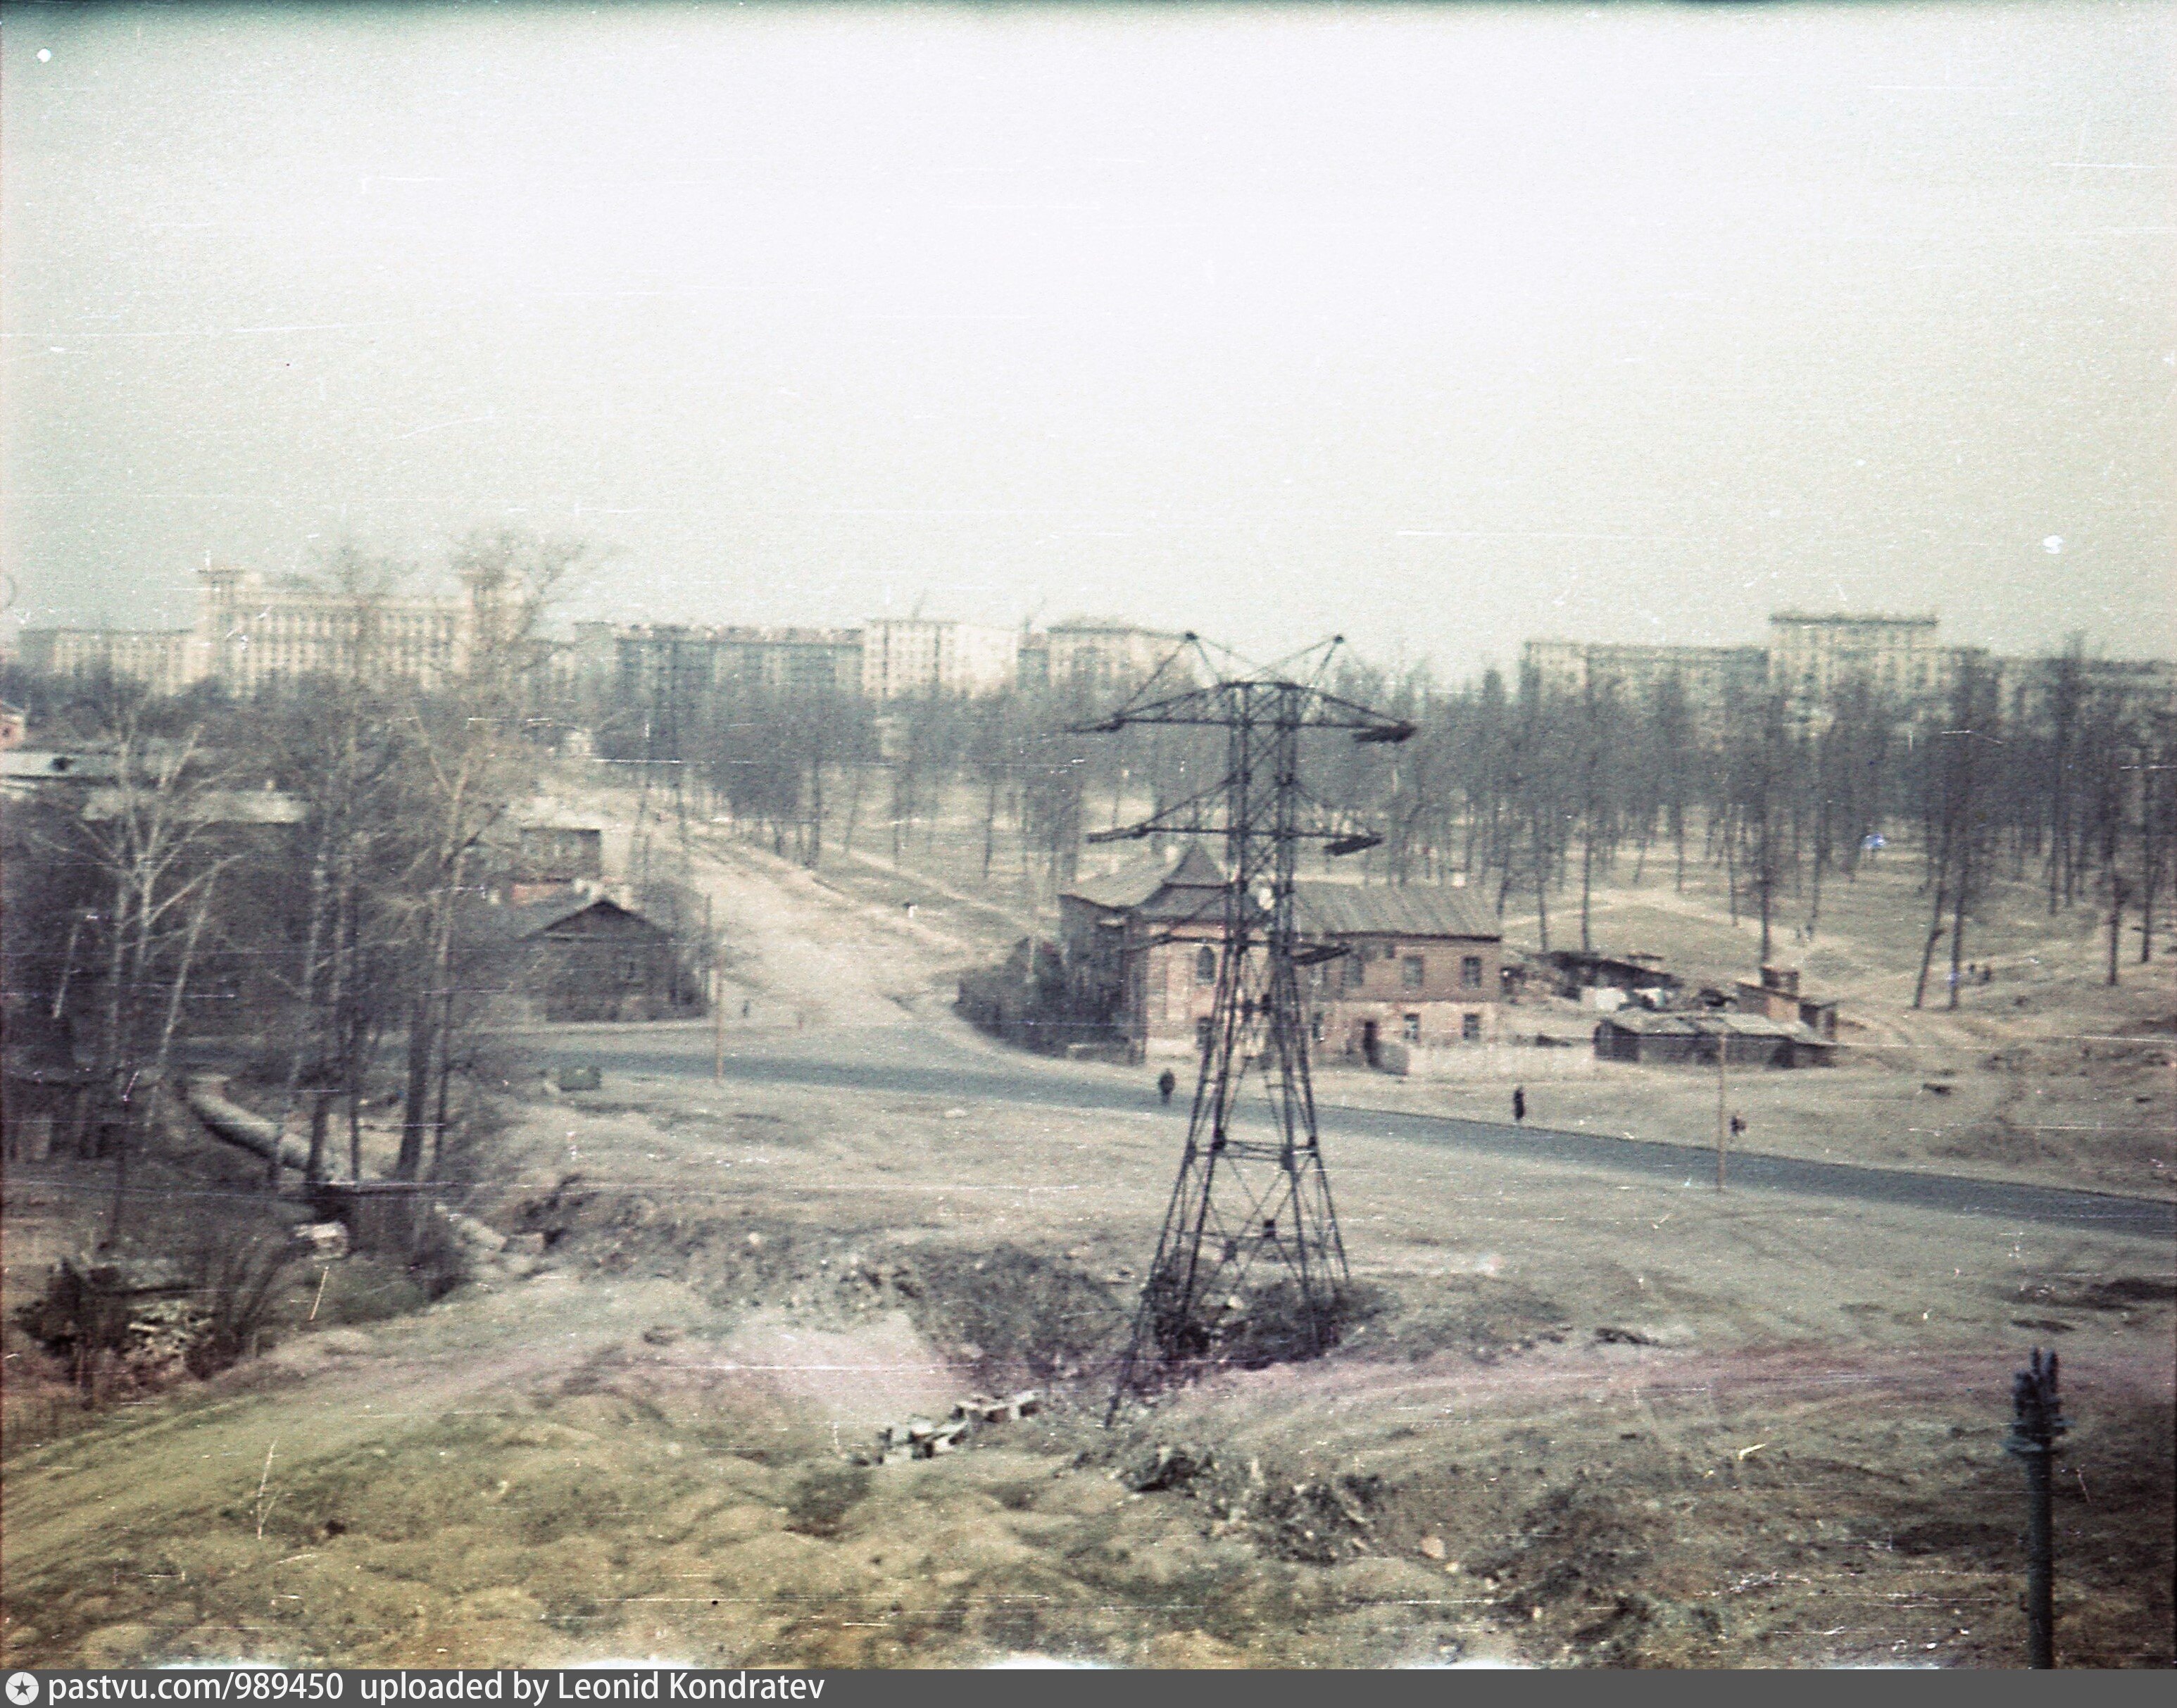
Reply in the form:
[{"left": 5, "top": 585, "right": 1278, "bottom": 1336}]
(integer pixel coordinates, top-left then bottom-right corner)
[
  {"left": 1593, "top": 1009, "right": 1835, "bottom": 1069},
  {"left": 1732, "top": 963, "right": 1840, "bottom": 1041}
]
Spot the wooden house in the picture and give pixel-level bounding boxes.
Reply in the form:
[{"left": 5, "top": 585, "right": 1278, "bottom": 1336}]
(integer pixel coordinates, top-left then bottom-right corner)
[{"left": 462, "top": 895, "right": 700, "bottom": 1024}]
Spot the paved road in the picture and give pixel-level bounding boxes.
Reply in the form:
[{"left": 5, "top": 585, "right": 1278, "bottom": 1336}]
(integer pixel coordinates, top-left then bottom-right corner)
[{"left": 527, "top": 1026, "right": 2177, "bottom": 1243}]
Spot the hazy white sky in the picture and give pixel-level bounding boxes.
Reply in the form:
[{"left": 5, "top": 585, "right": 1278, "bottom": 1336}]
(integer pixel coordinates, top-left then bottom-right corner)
[{"left": 4, "top": 1, "right": 2171, "bottom": 674}]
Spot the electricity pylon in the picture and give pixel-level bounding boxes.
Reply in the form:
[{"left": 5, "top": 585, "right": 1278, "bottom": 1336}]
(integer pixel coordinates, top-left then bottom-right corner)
[{"left": 1075, "top": 636, "right": 1414, "bottom": 1413}]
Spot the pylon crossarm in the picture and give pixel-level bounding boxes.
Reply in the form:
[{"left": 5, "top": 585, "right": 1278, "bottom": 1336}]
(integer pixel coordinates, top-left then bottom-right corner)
[{"left": 1073, "top": 679, "right": 1413, "bottom": 736}]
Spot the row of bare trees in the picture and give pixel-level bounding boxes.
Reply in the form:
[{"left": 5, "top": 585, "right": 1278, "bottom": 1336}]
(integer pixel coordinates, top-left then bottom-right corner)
[{"left": 584, "top": 634, "right": 2173, "bottom": 996}]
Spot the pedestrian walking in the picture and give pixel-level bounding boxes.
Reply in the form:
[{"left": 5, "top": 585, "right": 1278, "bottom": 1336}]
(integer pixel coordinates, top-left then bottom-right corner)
[
  {"left": 1729, "top": 1113, "right": 1746, "bottom": 1141},
  {"left": 1157, "top": 1067, "right": 1177, "bottom": 1106},
  {"left": 1512, "top": 1085, "right": 1526, "bottom": 1125}
]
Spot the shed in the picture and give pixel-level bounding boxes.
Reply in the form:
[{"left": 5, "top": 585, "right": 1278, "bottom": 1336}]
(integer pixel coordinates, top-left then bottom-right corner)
[
  {"left": 1593, "top": 1009, "right": 1835, "bottom": 1069},
  {"left": 1733, "top": 964, "right": 1840, "bottom": 1041},
  {"left": 1543, "top": 948, "right": 1679, "bottom": 998}
]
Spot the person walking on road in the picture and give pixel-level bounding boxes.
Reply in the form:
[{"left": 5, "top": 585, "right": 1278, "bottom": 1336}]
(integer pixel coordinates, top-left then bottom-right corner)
[
  {"left": 1157, "top": 1067, "right": 1177, "bottom": 1105},
  {"left": 1512, "top": 1085, "right": 1526, "bottom": 1125}
]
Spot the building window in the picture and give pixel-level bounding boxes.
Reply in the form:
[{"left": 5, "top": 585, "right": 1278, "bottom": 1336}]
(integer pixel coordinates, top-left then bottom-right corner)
[
  {"left": 1341, "top": 949, "right": 1364, "bottom": 988},
  {"left": 619, "top": 955, "right": 643, "bottom": 984},
  {"left": 1403, "top": 1013, "right": 1421, "bottom": 1043},
  {"left": 1403, "top": 955, "right": 1424, "bottom": 988},
  {"left": 1462, "top": 1012, "right": 1483, "bottom": 1043},
  {"left": 1195, "top": 946, "right": 1217, "bottom": 986},
  {"left": 1461, "top": 955, "right": 1483, "bottom": 988},
  {"left": 1196, "top": 1016, "right": 1215, "bottom": 1054}
]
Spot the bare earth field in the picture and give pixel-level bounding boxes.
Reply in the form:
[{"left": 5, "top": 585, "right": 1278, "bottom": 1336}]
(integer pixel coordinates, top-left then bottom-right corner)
[{"left": 4, "top": 779, "right": 2171, "bottom": 1669}]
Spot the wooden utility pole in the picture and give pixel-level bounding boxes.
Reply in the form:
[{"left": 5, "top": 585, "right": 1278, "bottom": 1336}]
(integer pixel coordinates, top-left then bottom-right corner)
[
  {"left": 1715, "top": 1026, "right": 1729, "bottom": 1192},
  {"left": 713, "top": 946, "right": 727, "bottom": 1083},
  {"left": 705, "top": 894, "right": 724, "bottom": 1082}
]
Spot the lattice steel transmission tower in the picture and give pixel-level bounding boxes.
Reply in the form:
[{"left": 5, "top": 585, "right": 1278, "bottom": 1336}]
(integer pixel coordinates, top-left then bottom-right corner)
[{"left": 1076, "top": 637, "right": 1414, "bottom": 1412}]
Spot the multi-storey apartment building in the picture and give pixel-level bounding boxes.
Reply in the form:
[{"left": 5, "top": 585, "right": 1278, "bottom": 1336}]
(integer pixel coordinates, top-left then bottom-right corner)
[
  {"left": 1764, "top": 611, "right": 1985, "bottom": 716},
  {"left": 1044, "top": 620, "right": 1189, "bottom": 695},
  {"left": 576, "top": 622, "right": 863, "bottom": 705},
  {"left": 199, "top": 563, "right": 472, "bottom": 691},
  {"left": 1523, "top": 611, "right": 2009, "bottom": 727},
  {"left": 1521, "top": 637, "right": 1768, "bottom": 712},
  {"left": 859, "top": 617, "right": 1019, "bottom": 700},
  {"left": 20, "top": 564, "right": 479, "bottom": 693},
  {"left": 19, "top": 626, "right": 201, "bottom": 697}
]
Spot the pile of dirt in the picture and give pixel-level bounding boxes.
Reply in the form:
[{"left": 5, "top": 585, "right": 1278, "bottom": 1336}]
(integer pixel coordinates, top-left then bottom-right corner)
[{"left": 510, "top": 1176, "right": 1131, "bottom": 1388}]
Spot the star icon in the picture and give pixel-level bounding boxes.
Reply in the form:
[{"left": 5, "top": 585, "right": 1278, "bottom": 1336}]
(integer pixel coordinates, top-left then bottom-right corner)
[{"left": 7, "top": 1673, "right": 41, "bottom": 1706}]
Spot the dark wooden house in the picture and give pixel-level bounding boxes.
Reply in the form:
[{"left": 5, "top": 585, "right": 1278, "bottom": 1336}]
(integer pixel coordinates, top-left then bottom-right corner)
[
  {"left": 464, "top": 896, "right": 701, "bottom": 1024},
  {"left": 1, "top": 998, "right": 94, "bottom": 1160}
]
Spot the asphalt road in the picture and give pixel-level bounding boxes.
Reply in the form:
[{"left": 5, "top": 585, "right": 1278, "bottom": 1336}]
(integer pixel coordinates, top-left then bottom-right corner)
[{"left": 528, "top": 1026, "right": 2177, "bottom": 1243}]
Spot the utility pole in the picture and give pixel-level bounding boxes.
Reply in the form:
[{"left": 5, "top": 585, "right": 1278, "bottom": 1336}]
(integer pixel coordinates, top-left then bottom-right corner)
[
  {"left": 1716, "top": 1026, "right": 1729, "bottom": 1192},
  {"left": 708, "top": 891, "right": 724, "bottom": 1084},
  {"left": 2007, "top": 1348, "right": 2067, "bottom": 1668},
  {"left": 1076, "top": 635, "right": 1414, "bottom": 1413}
]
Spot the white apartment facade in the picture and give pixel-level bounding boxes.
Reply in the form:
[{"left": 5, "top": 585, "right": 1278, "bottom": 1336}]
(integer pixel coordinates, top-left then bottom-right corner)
[
  {"left": 859, "top": 618, "right": 1019, "bottom": 700},
  {"left": 20, "top": 565, "right": 479, "bottom": 693}
]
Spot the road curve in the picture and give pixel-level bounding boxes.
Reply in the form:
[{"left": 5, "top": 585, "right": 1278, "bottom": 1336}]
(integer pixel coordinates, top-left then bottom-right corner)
[{"left": 536, "top": 1036, "right": 2177, "bottom": 1243}]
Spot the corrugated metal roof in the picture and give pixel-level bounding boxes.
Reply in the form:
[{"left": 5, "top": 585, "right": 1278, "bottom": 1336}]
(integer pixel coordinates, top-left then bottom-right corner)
[
  {"left": 1293, "top": 882, "right": 1500, "bottom": 942},
  {"left": 1064, "top": 842, "right": 1225, "bottom": 912},
  {"left": 1065, "top": 855, "right": 1502, "bottom": 941},
  {"left": 1598, "top": 1010, "right": 1831, "bottom": 1045},
  {"left": 1061, "top": 850, "right": 1178, "bottom": 911}
]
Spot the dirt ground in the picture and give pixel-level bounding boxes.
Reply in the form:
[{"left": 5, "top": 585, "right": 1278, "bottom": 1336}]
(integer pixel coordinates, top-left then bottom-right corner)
[
  {"left": 701, "top": 775, "right": 2174, "bottom": 1201},
  {"left": 4, "top": 776, "right": 2171, "bottom": 1669}
]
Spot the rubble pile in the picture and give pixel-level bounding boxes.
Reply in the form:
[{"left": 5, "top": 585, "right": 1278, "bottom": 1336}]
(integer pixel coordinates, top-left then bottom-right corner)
[{"left": 857, "top": 1389, "right": 1043, "bottom": 1465}]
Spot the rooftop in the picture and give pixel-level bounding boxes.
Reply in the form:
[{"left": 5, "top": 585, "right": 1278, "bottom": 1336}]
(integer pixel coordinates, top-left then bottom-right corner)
[
  {"left": 1599, "top": 1010, "right": 1833, "bottom": 1047},
  {"left": 1293, "top": 881, "right": 1500, "bottom": 941}
]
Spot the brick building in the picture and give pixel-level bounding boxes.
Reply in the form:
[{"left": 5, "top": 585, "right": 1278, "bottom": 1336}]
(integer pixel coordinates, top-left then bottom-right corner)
[{"left": 1059, "top": 846, "right": 1503, "bottom": 1065}]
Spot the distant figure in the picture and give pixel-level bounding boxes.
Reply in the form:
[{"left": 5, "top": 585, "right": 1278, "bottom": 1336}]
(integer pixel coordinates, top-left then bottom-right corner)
[
  {"left": 1512, "top": 1085, "right": 1526, "bottom": 1125},
  {"left": 741, "top": 998, "right": 751, "bottom": 1019},
  {"left": 1729, "top": 1113, "right": 1747, "bottom": 1141},
  {"left": 1982, "top": 964, "right": 1994, "bottom": 985},
  {"left": 1157, "top": 1067, "right": 1177, "bottom": 1106}
]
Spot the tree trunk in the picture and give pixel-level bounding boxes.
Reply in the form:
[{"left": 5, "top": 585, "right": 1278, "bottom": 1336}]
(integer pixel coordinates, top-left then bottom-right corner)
[
  {"left": 273, "top": 839, "right": 334, "bottom": 1187},
  {"left": 1912, "top": 854, "right": 1950, "bottom": 1010},
  {"left": 399, "top": 981, "right": 436, "bottom": 1181},
  {"left": 2107, "top": 877, "right": 2127, "bottom": 986},
  {"left": 1531, "top": 811, "right": 1551, "bottom": 955},
  {"left": 1579, "top": 829, "right": 1594, "bottom": 955},
  {"left": 108, "top": 884, "right": 214, "bottom": 1245},
  {"left": 1946, "top": 834, "right": 1971, "bottom": 1010}
]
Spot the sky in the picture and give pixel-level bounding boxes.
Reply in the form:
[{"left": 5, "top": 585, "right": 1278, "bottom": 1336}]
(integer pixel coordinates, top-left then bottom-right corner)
[{"left": 3, "top": 0, "right": 2171, "bottom": 677}]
